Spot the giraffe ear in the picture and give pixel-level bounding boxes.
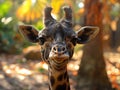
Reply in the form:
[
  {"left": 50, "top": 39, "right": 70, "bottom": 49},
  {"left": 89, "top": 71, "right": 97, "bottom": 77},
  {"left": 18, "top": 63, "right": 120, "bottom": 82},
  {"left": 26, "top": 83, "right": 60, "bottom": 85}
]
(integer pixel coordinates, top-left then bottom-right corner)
[
  {"left": 19, "top": 25, "right": 39, "bottom": 43},
  {"left": 76, "top": 26, "right": 99, "bottom": 44}
]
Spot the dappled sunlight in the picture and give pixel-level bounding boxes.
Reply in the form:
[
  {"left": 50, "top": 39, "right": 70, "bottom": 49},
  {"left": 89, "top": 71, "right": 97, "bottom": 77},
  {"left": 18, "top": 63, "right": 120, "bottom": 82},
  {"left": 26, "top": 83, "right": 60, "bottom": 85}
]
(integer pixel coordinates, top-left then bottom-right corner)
[
  {"left": 117, "top": 46, "right": 120, "bottom": 52},
  {"left": 0, "top": 50, "right": 120, "bottom": 89},
  {"left": 103, "top": 35, "right": 110, "bottom": 40},
  {"left": 111, "top": 20, "right": 117, "bottom": 31},
  {"left": 68, "top": 63, "right": 79, "bottom": 71},
  {"left": 0, "top": 74, "right": 4, "bottom": 79},
  {"left": 1, "top": 50, "right": 120, "bottom": 89},
  {"left": 104, "top": 52, "right": 120, "bottom": 89},
  {"left": 35, "top": 62, "right": 48, "bottom": 70},
  {"left": 1, "top": 17, "right": 12, "bottom": 25},
  {"left": 17, "top": 68, "right": 32, "bottom": 75}
]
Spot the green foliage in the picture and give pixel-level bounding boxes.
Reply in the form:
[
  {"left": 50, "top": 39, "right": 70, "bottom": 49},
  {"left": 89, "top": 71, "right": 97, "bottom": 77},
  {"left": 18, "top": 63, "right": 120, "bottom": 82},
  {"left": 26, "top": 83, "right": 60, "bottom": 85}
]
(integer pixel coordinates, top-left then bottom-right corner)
[
  {"left": 0, "top": 1, "right": 12, "bottom": 17},
  {"left": 38, "top": 67, "right": 46, "bottom": 73},
  {"left": 0, "top": 0, "right": 44, "bottom": 54},
  {"left": 34, "top": 20, "right": 44, "bottom": 30},
  {"left": 110, "top": 3, "right": 120, "bottom": 17},
  {"left": 0, "top": 1, "right": 23, "bottom": 54},
  {"left": 0, "top": 18, "right": 20, "bottom": 53}
]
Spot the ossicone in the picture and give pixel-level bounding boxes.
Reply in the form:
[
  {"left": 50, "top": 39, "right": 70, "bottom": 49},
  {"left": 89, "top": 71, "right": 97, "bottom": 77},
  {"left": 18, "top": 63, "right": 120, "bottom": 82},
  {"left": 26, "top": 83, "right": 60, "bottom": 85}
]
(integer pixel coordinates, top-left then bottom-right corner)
[
  {"left": 44, "top": 6, "right": 56, "bottom": 27},
  {"left": 43, "top": 6, "right": 73, "bottom": 27},
  {"left": 61, "top": 6, "right": 73, "bottom": 27}
]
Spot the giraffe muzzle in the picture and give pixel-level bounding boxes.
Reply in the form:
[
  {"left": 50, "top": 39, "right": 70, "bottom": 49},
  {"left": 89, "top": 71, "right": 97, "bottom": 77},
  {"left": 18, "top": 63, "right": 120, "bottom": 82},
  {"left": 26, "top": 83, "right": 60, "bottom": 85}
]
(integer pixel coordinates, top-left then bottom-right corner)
[
  {"left": 49, "top": 44, "right": 69, "bottom": 60},
  {"left": 52, "top": 44, "right": 66, "bottom": 54}
]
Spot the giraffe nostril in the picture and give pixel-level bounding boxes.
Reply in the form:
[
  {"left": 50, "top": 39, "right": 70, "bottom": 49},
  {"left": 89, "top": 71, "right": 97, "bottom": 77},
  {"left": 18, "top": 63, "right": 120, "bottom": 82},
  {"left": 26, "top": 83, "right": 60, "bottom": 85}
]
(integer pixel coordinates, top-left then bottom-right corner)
[
  {"left": 52, "top": 44, "right": 66, "bottom": 54},
  {"left": 53, "top": 47, "right": 57, "bottom": 51},
  {"left": 62, "top": 47, "right": 66, "bottom": 51}
]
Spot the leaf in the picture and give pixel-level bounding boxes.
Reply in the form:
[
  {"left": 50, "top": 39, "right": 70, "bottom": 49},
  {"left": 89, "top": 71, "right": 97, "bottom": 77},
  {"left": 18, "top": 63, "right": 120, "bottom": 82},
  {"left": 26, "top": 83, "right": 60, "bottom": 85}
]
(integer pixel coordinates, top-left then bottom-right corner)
[
  {"left": 0, "top": 1, "right": 12, "bottom": 17},
  {"left": 16, "top": 0, "right": 47, "bottom": 22},
  {"left": 51, "top": 0, "right": 64, "bottom": 14}
]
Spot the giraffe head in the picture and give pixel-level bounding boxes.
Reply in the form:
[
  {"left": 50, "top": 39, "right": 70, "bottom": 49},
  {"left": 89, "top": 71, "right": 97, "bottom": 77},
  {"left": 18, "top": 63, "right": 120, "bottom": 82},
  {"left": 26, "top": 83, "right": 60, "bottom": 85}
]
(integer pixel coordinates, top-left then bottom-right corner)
[{"left": 19, "top": 6, "right": 99, "bottom": 69}]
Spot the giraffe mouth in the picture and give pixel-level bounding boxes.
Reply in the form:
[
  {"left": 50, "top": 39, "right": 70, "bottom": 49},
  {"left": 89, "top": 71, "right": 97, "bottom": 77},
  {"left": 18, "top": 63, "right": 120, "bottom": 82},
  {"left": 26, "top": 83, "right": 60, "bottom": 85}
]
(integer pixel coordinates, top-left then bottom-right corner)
[
  {"left": 49, "top": 51, "right": 69, "bottom": 61},
  {"left": 51, "top": 55, "right": 69, "bottom": 67},
  {"left": 53, "top": 59, "right": 68, "bottom": 65},
  {"left": 50, "top": 57, "right": 68, "bottom": 68}
]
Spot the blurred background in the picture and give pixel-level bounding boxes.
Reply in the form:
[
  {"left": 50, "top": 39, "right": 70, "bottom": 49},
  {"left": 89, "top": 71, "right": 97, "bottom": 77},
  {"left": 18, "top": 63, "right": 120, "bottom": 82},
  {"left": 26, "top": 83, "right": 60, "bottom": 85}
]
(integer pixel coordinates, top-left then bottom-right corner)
[{"left": 0, "top": 0, "right": 120, "bottom": 90}]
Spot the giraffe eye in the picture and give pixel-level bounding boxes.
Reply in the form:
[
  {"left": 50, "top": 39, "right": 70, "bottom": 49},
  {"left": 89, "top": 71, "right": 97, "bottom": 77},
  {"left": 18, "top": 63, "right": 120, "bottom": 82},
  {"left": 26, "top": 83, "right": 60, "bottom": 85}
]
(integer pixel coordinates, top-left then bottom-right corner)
[{"left": 39, "top": 37, "right": 46, "bottom": 45}]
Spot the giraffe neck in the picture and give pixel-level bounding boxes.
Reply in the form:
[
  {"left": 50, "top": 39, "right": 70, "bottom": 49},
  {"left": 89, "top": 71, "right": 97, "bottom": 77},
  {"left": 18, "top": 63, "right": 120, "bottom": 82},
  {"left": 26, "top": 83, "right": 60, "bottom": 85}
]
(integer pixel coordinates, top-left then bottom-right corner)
[{"left": 48, "top": 65, "right": 70, "bottom": 90}]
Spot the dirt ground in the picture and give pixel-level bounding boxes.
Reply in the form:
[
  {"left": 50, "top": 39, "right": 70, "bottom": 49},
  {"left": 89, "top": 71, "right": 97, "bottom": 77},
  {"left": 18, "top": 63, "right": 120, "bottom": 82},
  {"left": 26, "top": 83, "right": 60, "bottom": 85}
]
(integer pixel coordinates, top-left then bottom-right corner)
[{"left": 0, "top": 50, "right": 120, "bottom": 90}]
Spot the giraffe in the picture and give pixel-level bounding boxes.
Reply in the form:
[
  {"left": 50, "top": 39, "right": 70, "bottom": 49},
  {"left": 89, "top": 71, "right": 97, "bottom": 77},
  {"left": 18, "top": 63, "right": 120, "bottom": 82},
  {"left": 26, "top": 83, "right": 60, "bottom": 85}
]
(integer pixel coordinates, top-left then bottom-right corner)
[{"left": 19, "top": 6, "right": 99, "bottom": 90}]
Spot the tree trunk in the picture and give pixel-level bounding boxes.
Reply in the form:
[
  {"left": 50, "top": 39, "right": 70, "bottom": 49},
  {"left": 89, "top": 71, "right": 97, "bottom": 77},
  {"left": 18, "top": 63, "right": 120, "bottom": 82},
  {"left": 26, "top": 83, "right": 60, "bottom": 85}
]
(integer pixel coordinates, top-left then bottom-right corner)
[{"left": 76, "top": 0, "right": 113, "bottom": 90}]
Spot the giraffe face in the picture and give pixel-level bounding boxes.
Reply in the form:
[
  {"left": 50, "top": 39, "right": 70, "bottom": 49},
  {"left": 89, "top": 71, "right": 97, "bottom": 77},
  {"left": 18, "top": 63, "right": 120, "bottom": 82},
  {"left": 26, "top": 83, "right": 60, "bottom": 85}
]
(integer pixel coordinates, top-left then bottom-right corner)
[
  {"left": 38, "top": 22, "right": 76, "bottom": 65},
  {"left": 19, "top": 6, "right": 99, "bottom": 67}
]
